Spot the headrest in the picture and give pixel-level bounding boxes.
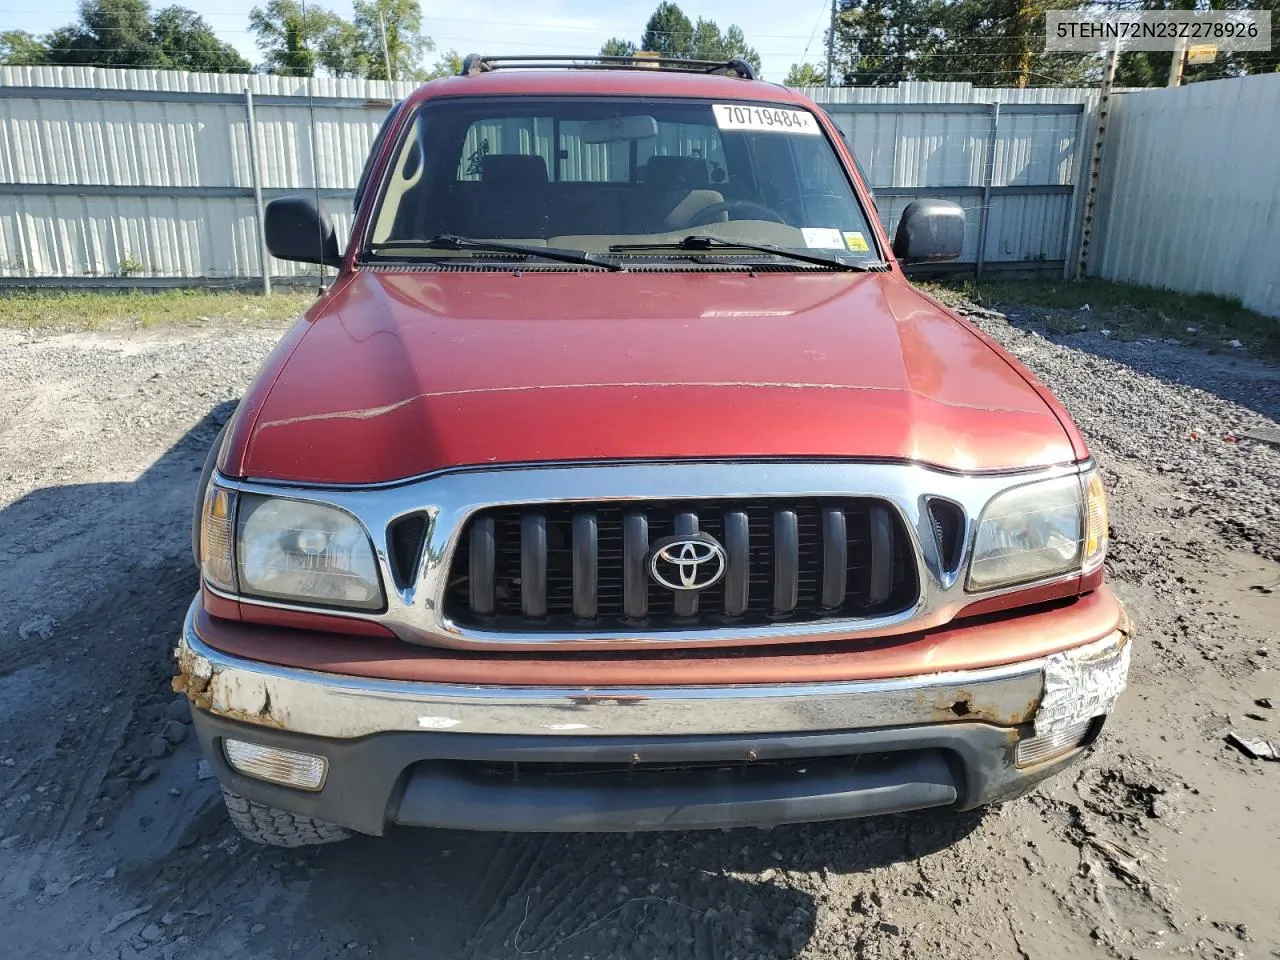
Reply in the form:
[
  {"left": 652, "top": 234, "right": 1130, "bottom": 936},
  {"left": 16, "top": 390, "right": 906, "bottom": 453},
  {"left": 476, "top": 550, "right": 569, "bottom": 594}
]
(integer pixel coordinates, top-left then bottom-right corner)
[
  {"left": 641, "top": 155, "right": 709, "bottom": 190},
  {"left": 480, "top": 154, "right": 549, "bottom": 187}
]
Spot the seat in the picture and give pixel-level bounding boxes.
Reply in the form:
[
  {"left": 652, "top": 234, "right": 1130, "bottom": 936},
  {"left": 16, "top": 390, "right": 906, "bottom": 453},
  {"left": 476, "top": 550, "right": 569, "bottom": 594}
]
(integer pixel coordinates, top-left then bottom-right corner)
[
  {"left": 635, "top": 155, "right": 724, "bottom": 232},
  {"left": 467, "top": 154, "right": 551, "bottom": 239}
]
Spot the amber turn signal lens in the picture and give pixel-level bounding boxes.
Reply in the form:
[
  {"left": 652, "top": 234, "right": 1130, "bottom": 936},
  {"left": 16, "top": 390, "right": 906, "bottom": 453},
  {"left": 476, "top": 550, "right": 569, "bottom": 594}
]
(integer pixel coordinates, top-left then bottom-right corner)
[
  {"left": 1083, "top": 470, "right": 1108, "bottom": 570},
  {"left": 201, "top": 485, "right": 237, "bottom": 591}
]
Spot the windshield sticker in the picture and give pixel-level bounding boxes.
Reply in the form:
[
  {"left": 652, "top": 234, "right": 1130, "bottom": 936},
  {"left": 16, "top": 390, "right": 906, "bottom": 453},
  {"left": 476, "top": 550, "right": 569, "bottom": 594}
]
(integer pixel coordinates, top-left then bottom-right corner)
[
  {"left": 843, "top": 231, "right": 870, "bottom": 252},
  {"left": 801, "top": 227, "right": 847, "bottom": 250},
  {"left": 712, "top": 104, "right": 820, "bottom": 135}
]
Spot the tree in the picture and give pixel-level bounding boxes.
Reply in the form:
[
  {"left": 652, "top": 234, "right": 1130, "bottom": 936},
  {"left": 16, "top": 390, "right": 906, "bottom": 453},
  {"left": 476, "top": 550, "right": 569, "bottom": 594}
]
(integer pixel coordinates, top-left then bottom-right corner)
[
  {"left": 249, "top": 0, "right": 346, "bottom": 76},
  {"left": 1110, "top": 0, "right": 1280, "bottom": 86},
  {"left": 32, "top": 0, "right": 248, "bottom": 72},
  {"left": 612, "top": 4, "right": 761, "bottom": 74},
  {"left": 928, "top": 0, "right": 1096, "bottom": 87},
  {"left": 784, "top": 62, "right": 827, "bottom": 86},
  {"left": 599, "top": 37, "right": 637, "bottom": 57},
  {"left": 0, "top": 30, "right": 47, "bottom": 65},
  {"left": 44, "top": 0, "right": 163, "bottom": 67},
  {"left": 688, "top": 18, "right": 762, "bottom": 73},
  {"left": 315, "top": 19, "right": 367, "bottom": 78},
  {"left": 151, "top": 6, "right": 252, "bottom": 73},
  {"left": 641, "top": 2, "right": 693, "bottom": 57},
  {"left": 422, "top": 47, "right": 461, "bottom": 80},
  {"left": 828, "top": 0, "right": 929, "bottom": 86},
  {"left": 825, "top": 0, "right": 1097, "bottom": 87},
  {"left": 351, "top": 0, "right": 433, "bottom": 80}
]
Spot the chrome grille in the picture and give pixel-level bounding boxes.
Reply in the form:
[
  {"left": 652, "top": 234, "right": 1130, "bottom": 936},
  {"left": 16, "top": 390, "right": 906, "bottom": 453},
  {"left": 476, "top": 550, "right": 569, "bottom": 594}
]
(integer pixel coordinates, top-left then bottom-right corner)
[{"left": 445, "top": 498, "right": 918, "bottom": 631}]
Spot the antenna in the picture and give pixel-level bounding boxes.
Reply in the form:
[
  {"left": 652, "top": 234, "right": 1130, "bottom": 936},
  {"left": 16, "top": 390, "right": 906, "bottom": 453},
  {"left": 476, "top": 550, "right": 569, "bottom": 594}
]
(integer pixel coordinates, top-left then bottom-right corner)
[{"left": 302, "top": 0, "right": 326, "bottom": 295}]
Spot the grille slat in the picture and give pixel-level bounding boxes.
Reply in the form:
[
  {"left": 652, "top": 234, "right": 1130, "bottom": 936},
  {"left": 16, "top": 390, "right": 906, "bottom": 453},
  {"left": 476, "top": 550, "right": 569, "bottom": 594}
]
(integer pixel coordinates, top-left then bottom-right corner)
[
  {"left": 520, "top": 513, "right": 547, "bottom": 618},
  {"left": 820, "top": 507, "right": 848, "bottom": 609},
  {"left": 772, "top": 509, "right": 799, "bottom": 615},
  {"left": 448, "top": 498, "right": 917, "bottom": 633}
]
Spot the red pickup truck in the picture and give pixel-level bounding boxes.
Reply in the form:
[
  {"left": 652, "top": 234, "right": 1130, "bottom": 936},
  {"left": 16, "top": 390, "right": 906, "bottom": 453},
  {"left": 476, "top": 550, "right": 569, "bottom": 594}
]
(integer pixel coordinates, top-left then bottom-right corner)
[{"left": 176, "top": 55, "right": 1130, "bottom": 847}]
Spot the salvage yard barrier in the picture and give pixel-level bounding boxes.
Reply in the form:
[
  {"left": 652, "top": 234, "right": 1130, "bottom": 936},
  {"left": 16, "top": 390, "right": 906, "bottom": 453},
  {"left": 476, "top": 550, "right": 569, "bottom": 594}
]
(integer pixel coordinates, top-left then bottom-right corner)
[{"left": 1, "top": 66, "right": 1106, "bottom": 288}]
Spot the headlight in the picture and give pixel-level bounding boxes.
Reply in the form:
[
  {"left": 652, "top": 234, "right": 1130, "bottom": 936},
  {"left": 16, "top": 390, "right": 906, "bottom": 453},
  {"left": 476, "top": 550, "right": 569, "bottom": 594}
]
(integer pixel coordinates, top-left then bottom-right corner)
[
  {"left": 967, "top": 473, "right": 1094, "bottom": 591},
  {"left": 235, "top": 494, "right": 384, "bottom": 610}
]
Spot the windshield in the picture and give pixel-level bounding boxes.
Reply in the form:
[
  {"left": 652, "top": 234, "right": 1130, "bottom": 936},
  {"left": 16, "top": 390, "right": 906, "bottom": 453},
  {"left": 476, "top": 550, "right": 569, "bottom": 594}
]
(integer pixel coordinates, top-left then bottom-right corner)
[{"left": 366, "top": 96, "right": 881, "bottom": 266}]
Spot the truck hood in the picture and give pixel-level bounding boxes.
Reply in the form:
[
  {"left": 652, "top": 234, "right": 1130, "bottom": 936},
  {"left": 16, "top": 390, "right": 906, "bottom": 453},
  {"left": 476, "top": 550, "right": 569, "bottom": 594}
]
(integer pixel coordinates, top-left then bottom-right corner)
[{"left": 229, "top": 269, "right": 1080, "bottom": 484}]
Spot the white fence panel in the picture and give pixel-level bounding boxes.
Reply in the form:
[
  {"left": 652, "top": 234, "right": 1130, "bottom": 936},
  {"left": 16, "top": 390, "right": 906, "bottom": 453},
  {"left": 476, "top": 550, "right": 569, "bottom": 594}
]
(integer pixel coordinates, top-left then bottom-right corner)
[{"left": 1092, "top": 76, "right": 1280, "bottom": 319}]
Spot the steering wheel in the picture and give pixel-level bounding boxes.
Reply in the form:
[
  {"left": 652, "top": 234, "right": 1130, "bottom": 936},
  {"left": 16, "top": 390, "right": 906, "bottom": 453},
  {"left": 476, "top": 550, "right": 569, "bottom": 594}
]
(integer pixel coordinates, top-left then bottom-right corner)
[{"left": 674, "top": 199, "right": 787, "bottom": 229}]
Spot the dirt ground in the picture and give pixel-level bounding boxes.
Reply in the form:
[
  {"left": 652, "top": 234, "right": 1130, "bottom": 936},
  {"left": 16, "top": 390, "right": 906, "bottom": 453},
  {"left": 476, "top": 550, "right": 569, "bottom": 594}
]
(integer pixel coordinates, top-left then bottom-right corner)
[{"left": 1, "top": 293, "right": 1277, "bottom": 960}]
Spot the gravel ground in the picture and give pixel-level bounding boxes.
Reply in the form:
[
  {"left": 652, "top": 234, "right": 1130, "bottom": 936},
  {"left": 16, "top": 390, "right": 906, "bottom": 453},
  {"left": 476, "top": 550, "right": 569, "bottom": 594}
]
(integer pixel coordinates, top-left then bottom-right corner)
[{"left": 0, "top": 296, "right": 1277, "bottom": 960}]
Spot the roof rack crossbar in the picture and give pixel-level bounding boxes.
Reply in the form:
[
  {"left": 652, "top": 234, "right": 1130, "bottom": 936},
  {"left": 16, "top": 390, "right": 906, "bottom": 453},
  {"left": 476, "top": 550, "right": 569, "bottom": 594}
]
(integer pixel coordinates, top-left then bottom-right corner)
[{"left": 458, "top": 53, "right": 754, "bottom": 81}]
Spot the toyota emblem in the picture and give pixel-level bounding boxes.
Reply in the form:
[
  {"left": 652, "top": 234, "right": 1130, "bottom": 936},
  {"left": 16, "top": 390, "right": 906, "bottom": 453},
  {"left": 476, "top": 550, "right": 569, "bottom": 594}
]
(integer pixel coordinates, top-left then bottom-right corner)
[{"left": 647, "top": 533, "right": 728, "bottom": 592}]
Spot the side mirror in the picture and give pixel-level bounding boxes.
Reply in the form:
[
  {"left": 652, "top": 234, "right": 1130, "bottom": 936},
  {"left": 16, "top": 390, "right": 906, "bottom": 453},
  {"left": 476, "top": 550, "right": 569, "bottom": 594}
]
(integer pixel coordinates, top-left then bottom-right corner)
[
  {"left": 892, "top": 199, "right": 964, "bottom": 264},
  {"left": 264, "top": 196, "right": 341, "bottom": 267}
]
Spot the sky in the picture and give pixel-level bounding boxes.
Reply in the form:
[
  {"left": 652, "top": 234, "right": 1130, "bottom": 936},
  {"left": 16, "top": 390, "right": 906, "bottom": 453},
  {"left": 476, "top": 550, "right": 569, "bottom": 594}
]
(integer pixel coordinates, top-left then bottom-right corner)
[{"left": 3, "top": 0, "right": 836, "bottom": 82}]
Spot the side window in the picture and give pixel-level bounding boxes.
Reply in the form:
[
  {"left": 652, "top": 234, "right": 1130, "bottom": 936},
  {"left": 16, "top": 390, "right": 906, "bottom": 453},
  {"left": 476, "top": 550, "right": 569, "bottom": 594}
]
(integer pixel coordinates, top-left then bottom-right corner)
[
  {"left": 456, "top": 117, "right": 554, "bottom": 181},
  {"left": 355, "top": 101, "right": 402, "bottom": 214}
]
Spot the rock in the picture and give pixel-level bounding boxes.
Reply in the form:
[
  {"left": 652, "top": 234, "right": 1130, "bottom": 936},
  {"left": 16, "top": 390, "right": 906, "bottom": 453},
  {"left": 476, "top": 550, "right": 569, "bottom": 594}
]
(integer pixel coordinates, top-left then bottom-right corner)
[
  {"left": 160, "top": 720, "right": 187, "bottom": 745},
  {"left": 135, "top": 765, "right": 158, "bottom": 784},
  {"left": 163, "top": 699, "right": 191, "bottom": 724},
  {"left": 0, "top": 835, "right": 21, "bottom": 849},
  {"left": 103, "top": 906, "right": 151, "bottom": 934},
  {"left": 147, "top": 736, "right": 171, "bottom": 759},
  {"left": 196, "top": 760, "right": 213, "bottom": 781},
  {"left": 250, "top": 923, "right": 266, "bottom": 935},
  {"left": 160, "top": 913, "right": 176, "bottom": 926},
  {"left": 17, "top": 616, "right": 58, "bottom": 641},
  {"left": 1258, "top": 697, "right": 1274, "bottom": 710},
  {"left": 103, "top": 866, "right": 117, "bottom": 880},
  {"left": 139, "top": 704, "right": 165, "bottom": 724},
  {"left": 44, "top": 875, "right": 85, "bottom": 897},
  {"left": 139, "top": 923, "right": 163, "bottom": 942}
]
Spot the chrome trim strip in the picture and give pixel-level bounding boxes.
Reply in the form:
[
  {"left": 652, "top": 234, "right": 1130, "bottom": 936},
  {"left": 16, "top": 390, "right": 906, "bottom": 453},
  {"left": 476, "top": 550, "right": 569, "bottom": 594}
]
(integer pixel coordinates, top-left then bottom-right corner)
[
  {"left": 213, "top": 459, "right": 1093, "bottom": 651},
  {"left": 176, "top": 598, "right": 1128, "bottom": 740}
]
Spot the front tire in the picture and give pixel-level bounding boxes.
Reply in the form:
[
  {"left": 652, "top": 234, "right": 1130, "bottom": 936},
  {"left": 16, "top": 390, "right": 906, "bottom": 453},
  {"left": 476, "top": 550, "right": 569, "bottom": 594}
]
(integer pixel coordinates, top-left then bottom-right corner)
[{"left": 220, "top": 787, "right": 352, "bottom": 848}]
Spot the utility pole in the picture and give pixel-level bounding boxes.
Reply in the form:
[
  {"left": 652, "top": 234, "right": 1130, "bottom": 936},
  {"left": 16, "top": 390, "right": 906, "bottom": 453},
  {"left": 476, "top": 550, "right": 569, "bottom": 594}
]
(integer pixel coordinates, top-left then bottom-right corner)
[
  {"left": 378, "top": 9, "right": 394, "bottom": 82},
  {"left": 1075, "top": 40, "right": 1120, "bottom": 279},
  {"left": 826, "top": 0, "right": 836, "bottom": 86},
  {"left": 1167, "top": 35, "right": 1187, "bottom": 87}
]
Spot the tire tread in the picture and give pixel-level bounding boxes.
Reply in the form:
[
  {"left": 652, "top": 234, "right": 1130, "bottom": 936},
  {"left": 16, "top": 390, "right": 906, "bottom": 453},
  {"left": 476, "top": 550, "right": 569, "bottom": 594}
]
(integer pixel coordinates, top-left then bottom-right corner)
[{"left": 220, "top": 786, "right": 352, "bottom": 847}]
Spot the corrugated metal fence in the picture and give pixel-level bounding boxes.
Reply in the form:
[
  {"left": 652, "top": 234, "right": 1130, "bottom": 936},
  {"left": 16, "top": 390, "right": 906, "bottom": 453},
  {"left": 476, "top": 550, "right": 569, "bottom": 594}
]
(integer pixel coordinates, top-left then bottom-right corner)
[
  {"left": 1091, "top": 76, "right": 1280, "bottom": 319},
  {"left": 0, "top": 66, "right": 1099, "bottom": 286}
]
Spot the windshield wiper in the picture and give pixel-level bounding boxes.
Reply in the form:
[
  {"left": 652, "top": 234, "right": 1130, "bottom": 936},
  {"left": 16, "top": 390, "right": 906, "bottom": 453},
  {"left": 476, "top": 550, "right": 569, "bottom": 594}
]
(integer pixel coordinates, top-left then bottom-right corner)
[
  {"left": 609, "top": 235, "right": 888, "bottom": 272},
  {"left": 369, "top": 235, "right": 623, "bottom": 271}
]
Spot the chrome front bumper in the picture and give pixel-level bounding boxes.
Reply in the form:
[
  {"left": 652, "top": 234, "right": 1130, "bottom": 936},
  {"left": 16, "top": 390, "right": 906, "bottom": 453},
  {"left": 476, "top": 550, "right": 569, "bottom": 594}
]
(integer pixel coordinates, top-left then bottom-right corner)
[
  {"left": 175, "top": 598, "right": 1130, "bottom": 741},
  {"left": 178, "top": 598, "right": 1131, "bottom": 834}
]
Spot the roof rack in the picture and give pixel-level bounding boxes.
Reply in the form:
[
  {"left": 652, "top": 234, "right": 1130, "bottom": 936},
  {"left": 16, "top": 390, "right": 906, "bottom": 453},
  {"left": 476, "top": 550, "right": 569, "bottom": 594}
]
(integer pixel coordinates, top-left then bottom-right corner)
[{"left": 458, "top": 53, "right": 755, "bottom": 81}]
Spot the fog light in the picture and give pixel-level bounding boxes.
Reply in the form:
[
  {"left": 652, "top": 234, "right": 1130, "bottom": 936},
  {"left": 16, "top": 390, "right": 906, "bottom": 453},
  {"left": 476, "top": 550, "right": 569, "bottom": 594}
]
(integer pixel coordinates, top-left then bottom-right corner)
[
  {"left": 1016, "top": 717, "right": 1094, "bottom": 766},
  {"left": 223, "top": 739, "right": 327, "bottom": 791}
]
